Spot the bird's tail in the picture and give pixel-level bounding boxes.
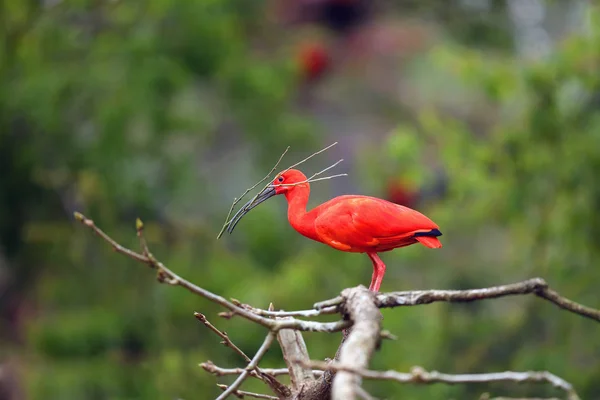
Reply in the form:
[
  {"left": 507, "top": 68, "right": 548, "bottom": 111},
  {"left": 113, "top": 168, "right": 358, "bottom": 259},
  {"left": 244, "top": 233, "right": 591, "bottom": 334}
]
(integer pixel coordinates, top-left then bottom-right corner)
[
  {"left": 415, "top": 236, "right": 442, "bottom": 248},
  {"left": 413, "top": 228, "right": 443, "bottom": 248}
]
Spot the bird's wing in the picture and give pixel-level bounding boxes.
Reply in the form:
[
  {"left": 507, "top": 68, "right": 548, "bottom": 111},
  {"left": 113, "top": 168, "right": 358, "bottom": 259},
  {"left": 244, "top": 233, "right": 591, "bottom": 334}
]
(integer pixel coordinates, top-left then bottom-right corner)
[{"left": 313, "top": 196, "right": 438, "bottom": 251}]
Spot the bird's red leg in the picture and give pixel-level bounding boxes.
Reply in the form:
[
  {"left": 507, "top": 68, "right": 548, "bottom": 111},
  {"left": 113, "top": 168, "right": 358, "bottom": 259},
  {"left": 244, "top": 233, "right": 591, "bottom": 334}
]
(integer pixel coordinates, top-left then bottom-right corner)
[{"left": 367, "top": 252, "right": 386, "bottom": 292}]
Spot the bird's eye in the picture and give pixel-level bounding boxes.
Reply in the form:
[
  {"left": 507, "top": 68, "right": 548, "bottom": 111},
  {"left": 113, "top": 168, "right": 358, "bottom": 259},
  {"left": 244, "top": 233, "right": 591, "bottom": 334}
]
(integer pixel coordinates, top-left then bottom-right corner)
[{"left": 277, "top": 176, "right": 284, "bottom": 182}]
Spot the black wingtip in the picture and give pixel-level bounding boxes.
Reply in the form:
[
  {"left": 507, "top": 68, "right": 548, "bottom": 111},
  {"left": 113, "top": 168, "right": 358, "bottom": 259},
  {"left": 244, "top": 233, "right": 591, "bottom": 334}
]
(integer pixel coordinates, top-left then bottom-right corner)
[{"left": 414, "top": 228, "right": 442, "bottom": 238}]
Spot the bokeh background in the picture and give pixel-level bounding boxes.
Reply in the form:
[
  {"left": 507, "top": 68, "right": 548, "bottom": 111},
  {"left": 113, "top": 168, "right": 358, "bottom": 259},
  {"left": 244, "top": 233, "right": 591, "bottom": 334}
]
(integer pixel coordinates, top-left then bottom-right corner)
[{"left": 1, "top": 0, "right": 599, "bottom": 399}]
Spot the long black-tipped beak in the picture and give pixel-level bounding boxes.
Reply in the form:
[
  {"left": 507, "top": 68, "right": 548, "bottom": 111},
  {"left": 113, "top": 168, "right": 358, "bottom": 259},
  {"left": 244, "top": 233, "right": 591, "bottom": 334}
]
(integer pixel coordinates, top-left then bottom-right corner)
[{"left": 227, "top": 186, "right": 277, "bottom": 234}]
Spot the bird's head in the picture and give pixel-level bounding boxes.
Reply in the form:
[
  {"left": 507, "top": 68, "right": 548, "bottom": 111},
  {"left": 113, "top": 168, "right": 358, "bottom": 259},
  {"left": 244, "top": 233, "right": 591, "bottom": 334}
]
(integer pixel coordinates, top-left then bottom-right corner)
[{"left": 227, "top": 169, "right": 308, "bottom": 234}]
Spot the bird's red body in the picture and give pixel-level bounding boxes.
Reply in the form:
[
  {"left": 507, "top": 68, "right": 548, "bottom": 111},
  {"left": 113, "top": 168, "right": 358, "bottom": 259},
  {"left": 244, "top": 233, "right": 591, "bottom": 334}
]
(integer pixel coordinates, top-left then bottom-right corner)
[{"left": 229, "top": 169, "right": 442, "bottom": 292}]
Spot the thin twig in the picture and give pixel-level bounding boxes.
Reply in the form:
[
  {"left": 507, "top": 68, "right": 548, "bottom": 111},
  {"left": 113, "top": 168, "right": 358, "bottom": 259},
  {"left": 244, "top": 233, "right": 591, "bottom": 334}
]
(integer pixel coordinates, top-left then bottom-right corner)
[
  {"left": 273, "top": 173, "right": 348, "bottom": 188},
  {"left": 272, "top": 158, "right": 347, "bottom": 188},
  {"left": 216, "top": 385, "right": 279, "bottom": 400},
  {"left": 217, "top": 146, "right": 290, "bottom": 239},
  {"left": 220, "top": 142, "right": 344, "bottom": 238},
  {"left": 195, "top": 313, "right": 251, "bottom": 363},
  {"left": 300, "top": 361, "right": 581, "bottom": 400},
  {"left": 74, "top": 212, "right": 350, "bottom": 333},
  {"left": 218, "top": 142, "right": 337, "bottom": 239},
  {"left": 74, "top": 212, "right": 148, "bottom": 264},
  {"left": 242, "top": 304, "right": 339, "bottom": 318},
  {"left": 216, "top": 332, "right": 276, "bottom": 400},
  {"left": 194, "top": 313, "right": 291, "bottom": 397},
  {"left": 280, "top": 142, "right": 339, "bottom": 173},
  {"left": 314, "top": 296, "right": 344, "bottom": 310},
  {"left": 201, "top": 362, "right": 324, "bottom": 378},
  {"left": 135, "top": 218, "right": 150, "bottom": 256}
]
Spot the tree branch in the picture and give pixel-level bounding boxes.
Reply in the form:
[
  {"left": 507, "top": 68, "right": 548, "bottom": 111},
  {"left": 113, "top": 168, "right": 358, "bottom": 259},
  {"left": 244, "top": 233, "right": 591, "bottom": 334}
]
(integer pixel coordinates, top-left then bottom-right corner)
[
  {"left": 73, "top": 212, "right": 349, "bottom": 333},
  {"left": 332, "top": 286, "right": 382, "bottom": 400},
  {"left": 374, "top": 278, "right": 600, "bottom": 323},
  {"left": 277, "top": 320, "right": 315, "bottom": 390},
  {"left": 300, "top": 361, "right": 580, "bottom": 400},
  {"left": 314, "top": 278, "right": 600, "bottom": 324}
]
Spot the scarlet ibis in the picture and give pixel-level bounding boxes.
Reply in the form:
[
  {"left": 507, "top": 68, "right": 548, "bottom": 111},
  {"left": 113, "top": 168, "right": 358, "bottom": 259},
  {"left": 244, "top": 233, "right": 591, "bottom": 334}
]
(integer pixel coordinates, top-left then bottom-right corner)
[{"left": 228, "top": 169, "right": 442, "bottom": 292}]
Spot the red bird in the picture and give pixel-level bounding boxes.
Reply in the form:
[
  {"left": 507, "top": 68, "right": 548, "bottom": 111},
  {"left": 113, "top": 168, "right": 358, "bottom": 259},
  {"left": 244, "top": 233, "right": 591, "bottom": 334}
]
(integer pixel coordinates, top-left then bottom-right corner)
[{"left": 228, "top": 169, "right": 442, "bottom": 292}]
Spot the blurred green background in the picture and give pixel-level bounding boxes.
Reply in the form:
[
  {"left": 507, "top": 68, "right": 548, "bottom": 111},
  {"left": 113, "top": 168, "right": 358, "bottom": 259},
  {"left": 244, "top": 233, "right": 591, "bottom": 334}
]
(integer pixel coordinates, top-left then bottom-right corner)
[{"left": 1, "top": 0, "right": 599, "bottom": 399}]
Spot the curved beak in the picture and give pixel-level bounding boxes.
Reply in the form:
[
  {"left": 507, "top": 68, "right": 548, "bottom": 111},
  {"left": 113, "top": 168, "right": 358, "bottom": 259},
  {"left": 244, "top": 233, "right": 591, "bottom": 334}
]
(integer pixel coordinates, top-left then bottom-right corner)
[{"left": 227, "top": 186, "right": 277, "bottom": 234}]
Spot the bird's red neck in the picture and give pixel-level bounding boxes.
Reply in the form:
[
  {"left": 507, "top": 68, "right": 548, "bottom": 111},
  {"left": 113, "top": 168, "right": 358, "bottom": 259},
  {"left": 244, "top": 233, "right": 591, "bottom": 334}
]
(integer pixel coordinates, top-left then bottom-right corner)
[{"left": 284, "top": 185, "right": 319, "bottom": 241}]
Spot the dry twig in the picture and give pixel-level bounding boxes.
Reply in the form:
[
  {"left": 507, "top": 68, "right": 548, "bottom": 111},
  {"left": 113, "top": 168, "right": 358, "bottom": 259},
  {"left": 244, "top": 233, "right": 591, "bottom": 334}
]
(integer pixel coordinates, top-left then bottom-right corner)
[
  {"left": 195, "top": 313, "right": 292, "bottom": 396},
  {"left": 273, "top": 158, "right": 347, "bottom": 188},
  {"left": 201, "top": 362, "right": 324, "bottom": 378},
  {"left": 240, "top": 304, "right": 339, "bottom": 318},
  {"left": 219, "top": 142, "right": 347, "bottom": 238},
  {"left": 216, "top": 332, "right": 276, "bottom": 400},
  {"left": 216, "top": 384, "right": 279, "bottom": 400},
  {"left": 195, "top": 312, "right": 250, "bottom": 362},
  {"left": 216, "top": 146, "right": 290, "bottom": 239},
  {"left": 301, "top": 361, "right": 580, "bottom": 400}
]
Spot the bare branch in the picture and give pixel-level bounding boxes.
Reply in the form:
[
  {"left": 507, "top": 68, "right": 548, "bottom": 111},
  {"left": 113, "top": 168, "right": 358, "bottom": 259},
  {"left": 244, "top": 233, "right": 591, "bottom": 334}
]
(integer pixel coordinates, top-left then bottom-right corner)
[
  {"left": 216, "top": 332, "right": 276, "bottom": 400},
  {"left": 313, "top": 279, "right": 600, "bottom": 324},
  {"left": 217, "top": 384, "right": 279, "bottom": 400},
  {"left": 241, "top": 304, "right": 338, "bottom": 318},
  {"left": 74, "top": 212, "right": 148, "bottom": 264},
  {"left": 374, "top": 278, "right": 600, "bottom": 323},
  {"left": 277, "top": 320, "right": 315, "bottom": 390},
  {"left": 217, "top": 146, "right": 290, "bottom": 239},
  {"left": 74, "top": 212, "right": 349, "bottom": 334},
  {"left": 301, "top": 361, "right": 581, "bottom": 400},
  {"left": 332, "top": 286, "right": 382, "bottom": 400}
]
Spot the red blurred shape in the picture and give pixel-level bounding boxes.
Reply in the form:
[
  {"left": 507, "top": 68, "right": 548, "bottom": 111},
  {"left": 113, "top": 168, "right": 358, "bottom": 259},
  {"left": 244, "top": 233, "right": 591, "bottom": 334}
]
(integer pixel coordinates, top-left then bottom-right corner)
[
  {"left": 297, "top": 42, "right": 330, "bottom": 82},
  {"left": 386, "top": 179, "right": 417, "bottom": 209}
]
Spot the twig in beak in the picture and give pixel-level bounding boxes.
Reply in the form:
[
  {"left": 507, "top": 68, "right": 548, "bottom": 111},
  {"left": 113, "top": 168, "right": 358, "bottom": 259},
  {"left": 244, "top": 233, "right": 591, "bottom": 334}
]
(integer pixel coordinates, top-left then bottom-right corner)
[{"left": 218, "top": 142, "right": 342, "bottom": 238}]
